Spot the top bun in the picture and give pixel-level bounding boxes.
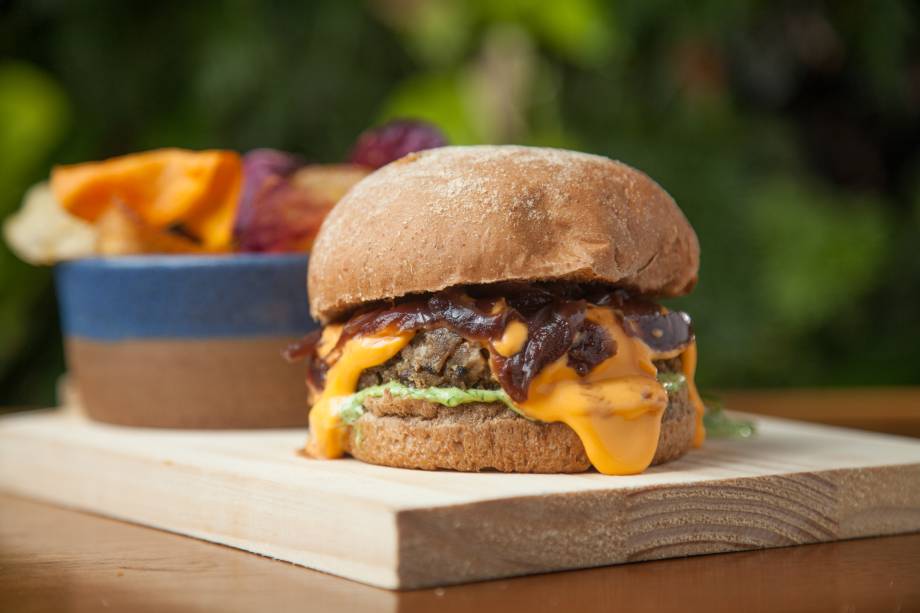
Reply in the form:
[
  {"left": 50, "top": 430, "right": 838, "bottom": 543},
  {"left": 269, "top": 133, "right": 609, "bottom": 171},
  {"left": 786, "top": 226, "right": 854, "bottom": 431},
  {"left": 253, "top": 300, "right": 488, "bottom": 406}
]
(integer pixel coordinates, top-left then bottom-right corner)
[{"left": 309, "top": 146, "right": 699, "bottom": 323}]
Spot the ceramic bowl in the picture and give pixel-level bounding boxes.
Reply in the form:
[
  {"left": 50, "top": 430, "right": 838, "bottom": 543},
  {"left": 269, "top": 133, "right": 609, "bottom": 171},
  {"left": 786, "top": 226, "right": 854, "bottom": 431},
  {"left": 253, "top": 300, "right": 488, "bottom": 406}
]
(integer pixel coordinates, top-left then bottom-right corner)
[{"left": 55, "top": 254, "right": 316, "bottom": 428}]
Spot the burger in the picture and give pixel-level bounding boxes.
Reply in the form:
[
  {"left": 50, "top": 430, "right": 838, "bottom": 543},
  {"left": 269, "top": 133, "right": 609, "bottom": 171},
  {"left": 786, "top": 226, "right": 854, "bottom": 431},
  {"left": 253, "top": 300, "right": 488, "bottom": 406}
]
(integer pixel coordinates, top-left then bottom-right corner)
[{"left": 288, "top": 145, "right": 704, "bottom": 475}]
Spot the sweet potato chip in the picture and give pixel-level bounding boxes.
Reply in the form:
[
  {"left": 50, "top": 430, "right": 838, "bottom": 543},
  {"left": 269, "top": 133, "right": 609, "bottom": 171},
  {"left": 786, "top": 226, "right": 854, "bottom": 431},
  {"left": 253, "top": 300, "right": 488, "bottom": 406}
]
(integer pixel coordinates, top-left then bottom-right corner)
[
  {"left": 51, "top": 149, "right": 242, "bottom": 249},
  {"left": 95, "top": 203, "right": 211, "bottom": 255}
]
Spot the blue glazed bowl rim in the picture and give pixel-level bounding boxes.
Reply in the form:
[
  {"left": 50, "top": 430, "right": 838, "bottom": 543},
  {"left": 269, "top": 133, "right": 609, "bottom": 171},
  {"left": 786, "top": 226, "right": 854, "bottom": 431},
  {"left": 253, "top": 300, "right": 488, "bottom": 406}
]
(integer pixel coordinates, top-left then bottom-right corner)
[
  {"left": 55, "top": 252, "right": 316, "bottom": 340},
  {"left": 57, "top": 253, "right": 309, "bottom": 271}
]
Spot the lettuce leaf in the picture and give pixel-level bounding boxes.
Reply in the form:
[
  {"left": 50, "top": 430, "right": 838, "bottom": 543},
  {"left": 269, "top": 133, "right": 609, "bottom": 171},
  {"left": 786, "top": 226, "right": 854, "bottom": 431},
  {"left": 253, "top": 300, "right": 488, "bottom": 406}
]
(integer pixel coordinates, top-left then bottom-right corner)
[
  {"left": 702, "top": 395, "right": 756, "bottom": 438},
  {"left": 656, "top": 373, "right": 756, "bottom": 439}
]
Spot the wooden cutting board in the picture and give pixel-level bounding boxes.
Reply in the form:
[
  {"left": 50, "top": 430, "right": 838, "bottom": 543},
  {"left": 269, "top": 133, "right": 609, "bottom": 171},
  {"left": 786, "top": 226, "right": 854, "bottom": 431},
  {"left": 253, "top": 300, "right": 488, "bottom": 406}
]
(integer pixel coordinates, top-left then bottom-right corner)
[{"left": 1, "top": 409, "right": 919, "bottom": 589}]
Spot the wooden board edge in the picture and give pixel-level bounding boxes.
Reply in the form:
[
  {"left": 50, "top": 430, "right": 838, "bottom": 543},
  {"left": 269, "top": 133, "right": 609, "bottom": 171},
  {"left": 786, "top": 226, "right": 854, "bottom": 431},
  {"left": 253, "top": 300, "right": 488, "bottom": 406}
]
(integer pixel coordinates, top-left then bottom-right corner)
[
  {"left": 0, "top": 428, "right": 404, "bottom": 590},
  {"left": 394, "top": 464, "right": 920, "bottom": 589}
]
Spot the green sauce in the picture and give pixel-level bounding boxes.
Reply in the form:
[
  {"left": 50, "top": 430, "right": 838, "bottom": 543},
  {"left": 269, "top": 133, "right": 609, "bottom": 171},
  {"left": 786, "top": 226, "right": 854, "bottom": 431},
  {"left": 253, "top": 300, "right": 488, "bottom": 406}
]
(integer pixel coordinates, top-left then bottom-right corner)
[
  {"left": 336, "top": 382, "right": 517, "bottom": 425},
  {"left": 656, "top": 372, "right": 686, "bottom": 393},
  {"left": 334, "top": 374, "right": 755, "bottom": 440}
]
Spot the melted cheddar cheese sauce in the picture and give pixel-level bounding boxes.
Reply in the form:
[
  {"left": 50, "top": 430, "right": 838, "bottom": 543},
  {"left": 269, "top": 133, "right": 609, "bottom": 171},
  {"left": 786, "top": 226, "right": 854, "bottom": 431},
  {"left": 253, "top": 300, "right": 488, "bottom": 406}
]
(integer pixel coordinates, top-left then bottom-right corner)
[
  {"left": 492, "top": 319, "right": 528, "bottom": 357},
  {"left": 511, "top": 307, "right": 667, "bottom": 474},
  {"left": 306, "top": 328, "right": 413, "bottom": 458},
  {"left": 305, "top": 305, "right": 705, "bottom": 475},
  {"left": 681, "top": 340, "right": 706, "bottom": 448}
]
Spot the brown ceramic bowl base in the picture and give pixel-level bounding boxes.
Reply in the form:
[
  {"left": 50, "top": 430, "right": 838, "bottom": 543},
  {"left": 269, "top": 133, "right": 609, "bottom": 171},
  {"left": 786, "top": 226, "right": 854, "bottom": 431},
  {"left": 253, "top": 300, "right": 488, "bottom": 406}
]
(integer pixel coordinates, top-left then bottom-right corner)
[
  {"left": 55, "top": 255, "right": 316, "bottom": 429},
  {"left": 66, "top": 337, "right": 309, "bottom": 429}
]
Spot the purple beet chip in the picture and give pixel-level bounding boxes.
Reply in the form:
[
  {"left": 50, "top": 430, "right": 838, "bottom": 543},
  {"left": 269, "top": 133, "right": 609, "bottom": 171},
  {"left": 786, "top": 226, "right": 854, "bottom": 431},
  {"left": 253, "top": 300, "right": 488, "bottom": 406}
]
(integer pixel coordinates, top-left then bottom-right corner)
[
  {"left": 348, "top": 119, "right": 448, "bottom": 169},
  {"left": 235, "top": 149, "right": 303, "bottom": 240}
]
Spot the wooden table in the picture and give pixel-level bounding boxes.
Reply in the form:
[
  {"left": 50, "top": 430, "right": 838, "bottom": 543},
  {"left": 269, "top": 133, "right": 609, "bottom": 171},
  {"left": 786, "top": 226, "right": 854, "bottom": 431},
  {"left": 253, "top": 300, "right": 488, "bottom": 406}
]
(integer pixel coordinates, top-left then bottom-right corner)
[{"left": 2, "top": 389, "right": 919, "bottom": 612}]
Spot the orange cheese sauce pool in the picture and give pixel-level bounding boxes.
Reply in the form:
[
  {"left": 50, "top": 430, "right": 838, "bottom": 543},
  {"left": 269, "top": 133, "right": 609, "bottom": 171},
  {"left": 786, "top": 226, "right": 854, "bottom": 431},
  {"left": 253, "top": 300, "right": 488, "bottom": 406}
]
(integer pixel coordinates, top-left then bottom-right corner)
[{"left": 305, "top": 306, "right": 705, "bottom": 474}]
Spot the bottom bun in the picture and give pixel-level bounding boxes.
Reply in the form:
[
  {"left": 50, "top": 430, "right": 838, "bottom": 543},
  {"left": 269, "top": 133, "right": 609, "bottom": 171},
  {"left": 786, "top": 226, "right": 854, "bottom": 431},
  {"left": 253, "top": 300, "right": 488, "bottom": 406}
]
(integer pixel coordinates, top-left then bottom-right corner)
[{"left": 343, "top": 385, "right": 695, "bottom": 473}]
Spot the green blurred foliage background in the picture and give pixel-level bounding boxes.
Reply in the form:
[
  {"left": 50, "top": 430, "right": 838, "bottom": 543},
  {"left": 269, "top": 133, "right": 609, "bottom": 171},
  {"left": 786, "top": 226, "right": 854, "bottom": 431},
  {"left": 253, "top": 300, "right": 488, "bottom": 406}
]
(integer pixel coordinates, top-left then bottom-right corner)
[{"left": 1, "top": 0, "right": 918, "bottom": 407}]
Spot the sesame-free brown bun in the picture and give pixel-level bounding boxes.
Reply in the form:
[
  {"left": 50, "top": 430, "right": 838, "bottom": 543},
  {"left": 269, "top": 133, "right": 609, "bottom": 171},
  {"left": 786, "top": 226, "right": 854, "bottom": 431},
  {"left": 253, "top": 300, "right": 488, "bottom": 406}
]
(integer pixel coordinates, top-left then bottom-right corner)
[
  {"left": 343, "top": 383, "right": 695, "bottom": 473},
  {"left": 308, "top": 145, "right": 699, "bottom": 323}
]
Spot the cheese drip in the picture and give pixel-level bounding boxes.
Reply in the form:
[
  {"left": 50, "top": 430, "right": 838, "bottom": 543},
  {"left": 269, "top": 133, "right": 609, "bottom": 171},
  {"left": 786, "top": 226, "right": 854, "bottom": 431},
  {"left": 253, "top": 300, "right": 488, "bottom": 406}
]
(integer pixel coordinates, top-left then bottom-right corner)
[
  {"left": 681, "top": 340, "right": 706, "bottom": 447},
  {"left": 304, "top": 305, "right": 704, "bottom": 474},
  {"left": 306, "top": 328, "right": 413, "bottom": 458},
  {"left": 510, "top": 307, "right": 668, "bottom": 475}
]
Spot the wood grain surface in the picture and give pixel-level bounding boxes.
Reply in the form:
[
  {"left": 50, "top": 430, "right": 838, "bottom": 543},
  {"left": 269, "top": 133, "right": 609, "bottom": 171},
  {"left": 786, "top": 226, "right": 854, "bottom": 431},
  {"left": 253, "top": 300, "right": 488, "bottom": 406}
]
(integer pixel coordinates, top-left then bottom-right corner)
[
  {"left": 1, "top": 493, "right": 918, "bottom": 613},
  {"left": 1, "top": 405, "right": 919, "bottom": 589}
]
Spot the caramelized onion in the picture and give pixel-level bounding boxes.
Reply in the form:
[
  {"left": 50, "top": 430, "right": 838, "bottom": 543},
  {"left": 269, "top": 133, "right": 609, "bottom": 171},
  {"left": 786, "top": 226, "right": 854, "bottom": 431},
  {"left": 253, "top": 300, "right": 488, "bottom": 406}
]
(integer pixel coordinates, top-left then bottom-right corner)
[
  {"left": 567, "top": 320, "right": 616, "bottom": 377},
  {"left": 288, "top": 284, "right": 694, "bottom": 401}
]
